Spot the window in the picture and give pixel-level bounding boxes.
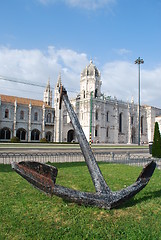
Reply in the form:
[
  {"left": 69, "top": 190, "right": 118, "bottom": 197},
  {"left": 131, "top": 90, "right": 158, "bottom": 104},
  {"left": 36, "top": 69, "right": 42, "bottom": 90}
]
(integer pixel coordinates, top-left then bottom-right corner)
[
  {"left": 131, "top": 116, "right": 134, "bottom": 125},
  {"left": 95, "top": 89, "right": 98, "bottom": 98},
  {"left": 46, "top": 131, "right": 52, "bottom": 142},
  {"left": 141, "top": 116, "right": 144, "bottom": 134},
  {"left": 31, "top": 129, "right": 40, "bottom": 141},
  {"left": 47, "top": 113, "right": 51, "bottom": 123},
  {"left": 83, "top": 90, "right": 85, "bottom": 98},
  {"left": 20, "top": 110, "right": 24, "bottom": 120},
  {"left": 16, "top": 128, "right": 26, "bottom": 141},
  {"left": 96, "top": 110, "right": 98, "bottom": 120},
  {"left": 34, "top": 112, "right": 38, "bottom": 121},
  {"left": 106, "top": 127, "right": 109, "bottom": 138},
  {"left": 95, "top": 126, "right": 98, "bottom": 137},
  {"left": 106, "top": 112, "right": 109, "bottom": 122},
  {"left": 0, "top": 128, "right": 11, "bottom": 140},
  {"left": 5, "top": 109, "right": 9, "bottom": 118},
  {"left": 119, "top": 113, "right": 123, "bottom": 133}
]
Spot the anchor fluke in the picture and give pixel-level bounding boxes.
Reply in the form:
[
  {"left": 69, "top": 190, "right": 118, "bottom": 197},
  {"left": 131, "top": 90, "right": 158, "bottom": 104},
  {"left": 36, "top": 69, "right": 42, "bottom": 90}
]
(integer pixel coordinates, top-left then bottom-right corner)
[
  {"left": 136, "top": 160, "right": 156, "bottom": 182},
  {"left": 12, "top": 161, "right": 58, "bottom": 196}
]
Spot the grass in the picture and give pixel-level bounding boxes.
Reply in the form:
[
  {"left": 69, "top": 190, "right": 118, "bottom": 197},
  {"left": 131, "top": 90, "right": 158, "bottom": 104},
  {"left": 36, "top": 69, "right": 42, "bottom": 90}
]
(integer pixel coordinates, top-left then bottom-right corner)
[{"left": 0, "top": 162, "right": 161, "bottom": 240}]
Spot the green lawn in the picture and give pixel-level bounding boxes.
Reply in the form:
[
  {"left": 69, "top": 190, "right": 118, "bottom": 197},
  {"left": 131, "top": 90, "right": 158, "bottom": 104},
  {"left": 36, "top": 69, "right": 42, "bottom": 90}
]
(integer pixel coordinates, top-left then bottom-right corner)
[{"left": 0, "top": 162, "right": 161, "bottom": 240}]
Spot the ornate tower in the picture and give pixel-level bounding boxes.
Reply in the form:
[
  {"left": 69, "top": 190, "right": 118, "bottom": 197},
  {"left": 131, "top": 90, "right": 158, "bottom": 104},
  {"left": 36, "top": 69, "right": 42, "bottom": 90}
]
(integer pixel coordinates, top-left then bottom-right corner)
[
  {"left": 79, "top": 60, "right": 102, "bottom": 141},
  {"left": 54, "top": 74, "right": 62, "bottom": 142},
  {"left": 80, "top": 60, "right": 102, "bottom": 99},
  {"left": 43, "top": 79, "right": 52, "bottom": 107}
]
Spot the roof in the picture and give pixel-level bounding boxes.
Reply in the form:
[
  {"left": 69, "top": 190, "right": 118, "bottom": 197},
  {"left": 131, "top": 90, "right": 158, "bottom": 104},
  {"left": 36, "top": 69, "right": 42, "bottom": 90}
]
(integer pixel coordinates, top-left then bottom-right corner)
[
  {"left": 81, "top": 60, "right": 100, "bottom": 78},
  {"left": 0, "top": 94, "right": 49, "bottom": 107}
]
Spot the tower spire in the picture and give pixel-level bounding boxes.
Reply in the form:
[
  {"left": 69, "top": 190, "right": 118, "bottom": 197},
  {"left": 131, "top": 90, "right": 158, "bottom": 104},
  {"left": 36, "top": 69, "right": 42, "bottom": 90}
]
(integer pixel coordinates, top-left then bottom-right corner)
[
  {"left": 43, "top": 78, "right": 52, "bottom": 107},
  {"left": 57, "top": 72, "right": 62, "bottom": 87}
]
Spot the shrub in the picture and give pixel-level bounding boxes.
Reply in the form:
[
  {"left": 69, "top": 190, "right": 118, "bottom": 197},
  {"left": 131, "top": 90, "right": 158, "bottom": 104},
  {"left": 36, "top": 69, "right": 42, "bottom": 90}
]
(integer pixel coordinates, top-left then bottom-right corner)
[
  {"left": 10, "top": 136, "right": 20, "bottom": 143},
  {"left": 40, "top": 138, "right": 48, "bottom": 143},
  {"left": 152, "top": 122, "right": 161, "bottom": 158}
]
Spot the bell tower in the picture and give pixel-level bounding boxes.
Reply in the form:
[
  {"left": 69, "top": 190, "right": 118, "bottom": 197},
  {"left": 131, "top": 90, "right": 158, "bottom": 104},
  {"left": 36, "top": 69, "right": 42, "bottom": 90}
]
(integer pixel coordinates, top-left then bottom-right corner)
[
  {"left": 54, "top": 73, "right": 62, "bottom": 142},
  {"left": 43, "top": 79, "right": 52, "bottom": 107},
  {"left": 80, "top": 60, "right": 102, "bottom": 99}
]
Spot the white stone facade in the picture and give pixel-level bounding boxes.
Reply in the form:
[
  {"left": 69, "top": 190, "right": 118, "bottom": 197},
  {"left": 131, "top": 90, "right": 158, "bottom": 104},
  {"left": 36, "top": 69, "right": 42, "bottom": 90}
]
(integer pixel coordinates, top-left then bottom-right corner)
[
  {"left": 1, "top": 61, "right": 161, "bottom": 143},
  {"left": 54, "top": 61, "right": 161, "bottom": 144},
  {"left": 0, "top": 82, "right": 55, "bottom": 142}
]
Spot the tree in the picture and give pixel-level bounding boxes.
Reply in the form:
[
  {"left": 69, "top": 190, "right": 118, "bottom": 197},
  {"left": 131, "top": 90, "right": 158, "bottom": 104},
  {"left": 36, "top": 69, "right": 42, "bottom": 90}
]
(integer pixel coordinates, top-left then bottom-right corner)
[{"left": 152, "top": 122, "right": 161, "bottom": 158}]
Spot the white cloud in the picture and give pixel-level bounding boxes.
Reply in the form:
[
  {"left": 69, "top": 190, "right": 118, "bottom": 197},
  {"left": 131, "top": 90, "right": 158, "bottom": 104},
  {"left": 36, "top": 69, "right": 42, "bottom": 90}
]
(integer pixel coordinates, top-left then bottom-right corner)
[
  {"left": 102, "top": 61, "right": 137, "bottom": 101},
  {"left": 37, "top": 0, "right": 116, "bottom": 10},
  {"left": 115, "top": 48, "right": 131, "bottom": 56},
  {"left": 101, "top": 61, "right": 161, "bottom": 108},
  {"left": 64, "top": 0, "right": 116, "bottom": 10},
  {"left": 0, "top": 46, "right": 88, "bottom": 100},
  {"left": 1, "top": 46, "right": 161, "bottom": 108}
]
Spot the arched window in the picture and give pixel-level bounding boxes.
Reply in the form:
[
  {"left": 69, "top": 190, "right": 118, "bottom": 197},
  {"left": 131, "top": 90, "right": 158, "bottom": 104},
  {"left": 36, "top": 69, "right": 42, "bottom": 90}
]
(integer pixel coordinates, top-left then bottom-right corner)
[
  {"left": 0, "top": 128, "right": 11, "bottom": 140},
  {"left": 31, "top": 129, "right": 40, "bottom": 141},
  {"left": 141, "top": 116, "right": 144, "bottom": 134},
  {"left": 119, "top": 113, "right": 123, "bottom": 133},
  {"left": 20, "top": 110, "right": 24, "bottom": 120},
  {"left": 16, "top": 128, "right": 26, "bottom": 141},
  {"left": 5, "top": 109, "right": 9, "bottom": 118},
  {"left": 47, "top": 113, "right": 51, "bottom": 123},
  {"left": 46, "top": 131, "right": 52, "bottom": 142},
  {"left": 67, "top": 130, "right": 74, "bottom": 142},
  {"left": 34, "top": 112, "right": 38, "bottom": 121}
]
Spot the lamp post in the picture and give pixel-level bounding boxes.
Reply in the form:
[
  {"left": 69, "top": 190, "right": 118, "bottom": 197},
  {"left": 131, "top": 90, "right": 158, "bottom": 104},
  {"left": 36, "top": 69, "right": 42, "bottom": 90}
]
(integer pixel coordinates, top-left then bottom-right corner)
[
  {"left": 135, "top": 57, "right": 144, "bottom": 146},
  {"left": 89, "top": 91, "right": 93, "bottom": 146}
]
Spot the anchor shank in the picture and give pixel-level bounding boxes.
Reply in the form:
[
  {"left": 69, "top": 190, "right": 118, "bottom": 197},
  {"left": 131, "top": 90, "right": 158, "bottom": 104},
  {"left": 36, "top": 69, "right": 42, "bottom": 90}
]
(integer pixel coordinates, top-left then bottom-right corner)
[{"left": 61, "top": 89, "right": 110, "bottom": 194}]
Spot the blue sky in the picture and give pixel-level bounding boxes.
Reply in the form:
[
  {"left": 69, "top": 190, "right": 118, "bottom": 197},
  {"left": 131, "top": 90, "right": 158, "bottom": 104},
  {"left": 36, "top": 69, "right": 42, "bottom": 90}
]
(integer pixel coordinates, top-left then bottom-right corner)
[{"left": 1, "top": 0, "right": 161, "bottom": 108}]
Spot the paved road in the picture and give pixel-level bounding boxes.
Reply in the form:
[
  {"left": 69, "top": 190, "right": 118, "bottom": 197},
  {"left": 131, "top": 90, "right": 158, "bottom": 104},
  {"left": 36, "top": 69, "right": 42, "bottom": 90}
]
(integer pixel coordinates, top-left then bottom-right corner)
[{"left": 0, "top": 143, "right": 149, "bottom": 154}]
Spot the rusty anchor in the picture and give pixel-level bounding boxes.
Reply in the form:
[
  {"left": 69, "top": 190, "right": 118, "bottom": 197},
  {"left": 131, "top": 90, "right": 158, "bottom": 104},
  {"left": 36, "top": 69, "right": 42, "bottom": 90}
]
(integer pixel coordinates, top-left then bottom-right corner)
[{"left": 12, "top": 86, "right": 156, "bottom": 209}]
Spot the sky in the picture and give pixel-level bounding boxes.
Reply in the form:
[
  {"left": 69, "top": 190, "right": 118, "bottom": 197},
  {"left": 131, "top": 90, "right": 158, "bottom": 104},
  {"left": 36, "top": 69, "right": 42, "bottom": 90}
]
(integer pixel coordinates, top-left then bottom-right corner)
[{"left": 0, "top": 0, "right": 161, "bottom": 108}]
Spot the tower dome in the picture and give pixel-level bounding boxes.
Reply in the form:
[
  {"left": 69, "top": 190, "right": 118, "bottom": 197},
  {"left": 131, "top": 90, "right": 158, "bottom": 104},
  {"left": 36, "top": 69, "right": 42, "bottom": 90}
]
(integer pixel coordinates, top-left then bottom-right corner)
[{"left": 81, "top": 60, "right": 100, "bottom": 78}]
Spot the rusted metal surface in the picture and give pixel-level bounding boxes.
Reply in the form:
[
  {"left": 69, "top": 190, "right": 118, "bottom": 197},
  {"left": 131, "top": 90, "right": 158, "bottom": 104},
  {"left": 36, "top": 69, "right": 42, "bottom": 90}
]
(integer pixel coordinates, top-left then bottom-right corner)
[
  {"left": 12, "top": 86, "right": 156, "bottom": 209},
  {"left": 12, "top": 161, "right": 57, "bottom": 195}
]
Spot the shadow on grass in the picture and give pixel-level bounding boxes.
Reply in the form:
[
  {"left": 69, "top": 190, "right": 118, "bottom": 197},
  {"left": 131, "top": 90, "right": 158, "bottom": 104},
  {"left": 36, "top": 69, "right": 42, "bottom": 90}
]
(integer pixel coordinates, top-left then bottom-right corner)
[
  {"left": 48, "top": 161, "right": 111, "bottom": 169},
  {"left": 117, "top": 189, "right": 161, "bottom": 209},
  {"left": 48, "top": 161, "right": 87, "bottom": 168}
]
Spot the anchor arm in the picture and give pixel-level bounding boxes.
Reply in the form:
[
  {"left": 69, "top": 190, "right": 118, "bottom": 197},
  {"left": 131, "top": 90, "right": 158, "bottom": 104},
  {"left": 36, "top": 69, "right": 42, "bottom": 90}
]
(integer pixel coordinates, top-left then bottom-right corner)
[{"left": 11, "top": 160, "right": 156, "bottom": 209}]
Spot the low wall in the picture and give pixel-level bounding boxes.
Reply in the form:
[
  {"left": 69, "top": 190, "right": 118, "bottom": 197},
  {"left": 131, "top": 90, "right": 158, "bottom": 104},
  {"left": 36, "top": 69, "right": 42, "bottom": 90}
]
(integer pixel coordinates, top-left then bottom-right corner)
[{"left": 0, "top": 151, "right": 160, "bottom": 169}]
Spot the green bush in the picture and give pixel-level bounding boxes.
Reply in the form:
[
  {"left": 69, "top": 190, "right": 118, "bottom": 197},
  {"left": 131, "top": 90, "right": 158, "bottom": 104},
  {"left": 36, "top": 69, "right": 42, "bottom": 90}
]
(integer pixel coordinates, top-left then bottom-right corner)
[
  {"left": 152, "top": 122, "right": 161, "bottom": 158},
  {"left": 10, "top": 136, "right": 20, "bottom": 143},
  {"left": 40, "top": 138, "right": 48, "bottom": 143}
]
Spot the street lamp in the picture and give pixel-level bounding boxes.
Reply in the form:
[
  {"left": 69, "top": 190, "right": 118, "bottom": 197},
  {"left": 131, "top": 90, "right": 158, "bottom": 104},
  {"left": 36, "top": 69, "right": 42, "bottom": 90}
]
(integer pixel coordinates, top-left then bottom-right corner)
[
  {"left": 89, "top": 91, "right": 93, "bottom": 146},
  {"left": 135, "top": 57, "right": 144, "bottom": 146}
]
